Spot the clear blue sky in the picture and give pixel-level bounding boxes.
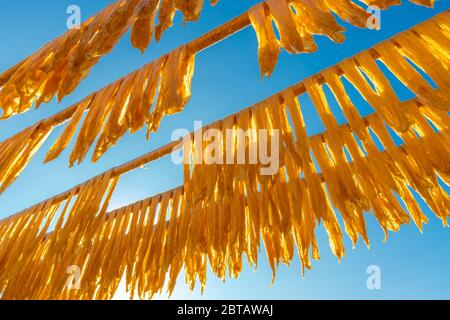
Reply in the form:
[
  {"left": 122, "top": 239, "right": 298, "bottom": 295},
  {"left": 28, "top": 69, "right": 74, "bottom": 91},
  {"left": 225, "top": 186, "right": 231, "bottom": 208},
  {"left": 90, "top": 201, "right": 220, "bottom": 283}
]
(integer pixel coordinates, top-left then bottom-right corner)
[{"left": 0, "top": 0, "right": 449, "bottom": 299}]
